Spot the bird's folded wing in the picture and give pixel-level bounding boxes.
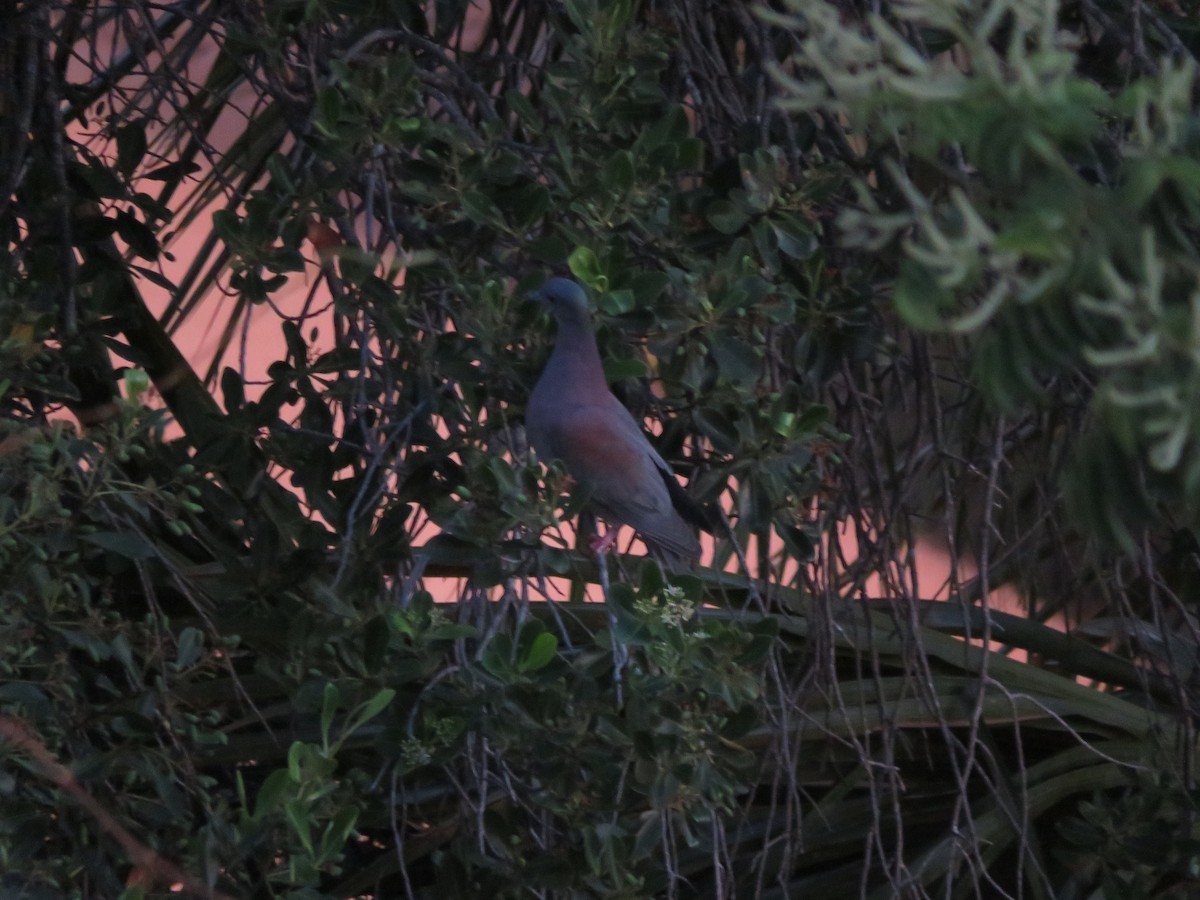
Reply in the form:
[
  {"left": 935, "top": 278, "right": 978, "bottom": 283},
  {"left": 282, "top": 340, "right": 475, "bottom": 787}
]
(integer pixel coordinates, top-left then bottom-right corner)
[{"left": 540, "top": 405, "right": 674, "bottom": 517}]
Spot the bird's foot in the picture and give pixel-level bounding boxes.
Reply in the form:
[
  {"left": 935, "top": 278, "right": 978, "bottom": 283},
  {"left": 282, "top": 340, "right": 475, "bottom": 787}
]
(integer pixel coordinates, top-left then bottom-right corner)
[{"left": 589, "top": 528, "right": 618, "bottom": 557}]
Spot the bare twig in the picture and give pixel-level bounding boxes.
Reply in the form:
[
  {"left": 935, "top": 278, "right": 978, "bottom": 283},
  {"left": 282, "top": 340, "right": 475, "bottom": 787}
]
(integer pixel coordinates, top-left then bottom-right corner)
[{"left": 0, "top": 714, "right": 237, "bottom": 900}]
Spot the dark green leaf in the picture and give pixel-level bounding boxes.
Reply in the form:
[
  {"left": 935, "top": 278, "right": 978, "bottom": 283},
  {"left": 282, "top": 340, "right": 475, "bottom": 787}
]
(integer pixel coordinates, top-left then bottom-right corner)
[
  {"left": 604, "top": 151, "right": 635, "bottom": 193},
  {"left": 142, "top": 159, "right": 202, "bottom": 183},
  {"left": 115, "top": 209, "right": 160, "bottom": 260},
  {"left": 82, "top": 531, "right": 157, "bottom": 560},
  {"left": 221, "top": 367, "right": 244, "bottom": 412},
  {"left": 116, "top": 122, "right": 147, "bottom": 177},
  {"left": 707, "top": 200, "right": 749, "bottom": 235}
]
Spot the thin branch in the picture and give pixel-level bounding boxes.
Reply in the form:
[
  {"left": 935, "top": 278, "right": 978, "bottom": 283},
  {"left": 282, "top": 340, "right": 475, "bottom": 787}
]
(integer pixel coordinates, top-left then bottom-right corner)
[{"left": 0, "top": 714, "right": 237, "bottom": 900}]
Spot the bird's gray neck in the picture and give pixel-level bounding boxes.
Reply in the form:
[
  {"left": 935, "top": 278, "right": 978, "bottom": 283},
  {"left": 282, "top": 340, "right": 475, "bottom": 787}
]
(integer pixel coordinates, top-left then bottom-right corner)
[{"left": 549, "top": 316, "right": 609, "bottom": 395}]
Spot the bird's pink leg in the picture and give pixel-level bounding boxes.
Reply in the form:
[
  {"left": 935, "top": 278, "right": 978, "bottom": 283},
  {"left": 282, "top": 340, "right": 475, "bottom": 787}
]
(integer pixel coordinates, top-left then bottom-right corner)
[{"left": 589, "top": 526, "right": 619, "bottom": 556}]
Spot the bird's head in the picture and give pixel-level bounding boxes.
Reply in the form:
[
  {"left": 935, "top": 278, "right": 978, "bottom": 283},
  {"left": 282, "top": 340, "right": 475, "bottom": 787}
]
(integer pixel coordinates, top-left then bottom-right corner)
[{"left": 529, "top": 277, "right": 592, "bottom": 328}]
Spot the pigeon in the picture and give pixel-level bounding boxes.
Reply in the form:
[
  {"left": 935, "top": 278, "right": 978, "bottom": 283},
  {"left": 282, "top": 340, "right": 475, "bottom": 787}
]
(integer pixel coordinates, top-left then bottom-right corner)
[{"left": 525, "top": 277, "right": 710, "bottom": 561}]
